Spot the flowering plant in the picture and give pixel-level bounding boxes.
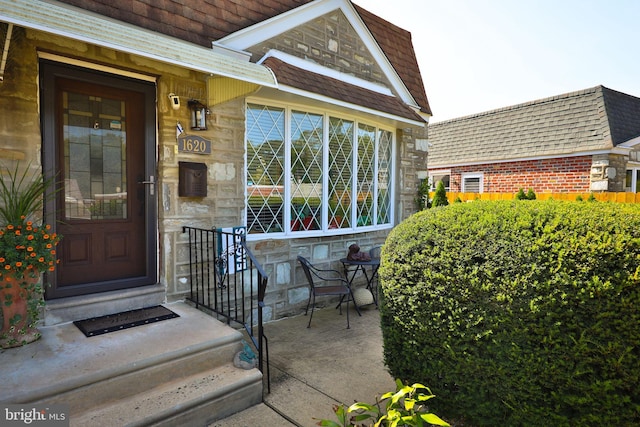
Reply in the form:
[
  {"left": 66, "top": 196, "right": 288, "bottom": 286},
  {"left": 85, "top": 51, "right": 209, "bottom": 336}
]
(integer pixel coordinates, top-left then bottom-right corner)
[
  {"left": 0, "top": 162, "right": 61, "bottom": 347},
  {"left": 0, "top": 217, "right": 60, "bottom": 281},
  {"left": 0, "top": 161, "right": 61, "bottom": 281}
]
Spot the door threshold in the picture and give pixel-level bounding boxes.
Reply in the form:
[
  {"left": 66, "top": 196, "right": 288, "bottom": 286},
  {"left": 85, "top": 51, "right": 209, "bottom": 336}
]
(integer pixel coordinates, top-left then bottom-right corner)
[{"left": 44, "top": 284, "right": 165, "bottom": 326}]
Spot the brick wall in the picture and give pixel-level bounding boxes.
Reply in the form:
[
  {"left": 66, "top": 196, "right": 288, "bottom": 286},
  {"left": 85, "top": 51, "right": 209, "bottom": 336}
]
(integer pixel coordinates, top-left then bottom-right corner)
[{"left": 431, "top": 156, "right": 594, "bottom": 193}]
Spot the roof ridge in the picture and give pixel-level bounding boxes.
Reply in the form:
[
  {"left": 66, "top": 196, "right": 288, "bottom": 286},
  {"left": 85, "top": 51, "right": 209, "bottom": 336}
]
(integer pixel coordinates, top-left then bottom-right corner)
[{"left": 431, "top": 85, "right": 605, "bottom": 126}]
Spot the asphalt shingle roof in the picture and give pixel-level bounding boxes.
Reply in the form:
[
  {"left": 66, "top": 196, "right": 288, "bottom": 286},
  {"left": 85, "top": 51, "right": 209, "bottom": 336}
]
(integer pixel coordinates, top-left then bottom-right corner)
[
  {"left": 262, "top": 57, "right": 425, "bottom": 123},
  {"left": 427, "top": 86, "right": 640, "bottom": 167},
  {"left": 57, "top": 0, "right": 430, "bottom": 116}
]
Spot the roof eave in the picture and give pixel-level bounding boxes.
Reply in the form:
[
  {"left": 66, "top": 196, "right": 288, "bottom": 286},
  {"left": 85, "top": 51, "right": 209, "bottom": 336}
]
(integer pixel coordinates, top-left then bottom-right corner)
[{"left": 0, "top": 0, "right": 277, "bottom": 87}]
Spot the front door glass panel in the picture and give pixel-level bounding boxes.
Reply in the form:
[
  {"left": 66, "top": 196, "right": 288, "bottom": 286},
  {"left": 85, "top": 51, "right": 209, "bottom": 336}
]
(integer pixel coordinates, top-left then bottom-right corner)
[{"left": 63, "top": 92, "right": 127, "bottom": 220}]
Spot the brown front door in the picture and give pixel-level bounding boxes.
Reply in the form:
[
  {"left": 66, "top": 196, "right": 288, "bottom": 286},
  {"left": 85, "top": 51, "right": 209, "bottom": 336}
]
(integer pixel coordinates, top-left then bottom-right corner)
[{"left": 41, "top": 62, "right": 157, "bottom": 299}]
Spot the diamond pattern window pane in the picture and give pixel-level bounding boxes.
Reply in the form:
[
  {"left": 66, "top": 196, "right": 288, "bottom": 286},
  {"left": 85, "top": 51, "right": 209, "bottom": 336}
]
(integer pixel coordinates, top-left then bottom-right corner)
[
  {"left": 328, "top": 117, "right": 353, "bottom": 229},
  {"left": 377, "top": 130, "right": 392, "bottom": 225},
  {"left": 246, "top": 104, "right": 285, "bottom": 233},
  {"left": 291, "top": 111, "right": 323, "bottom": 232},
  {"left": 356, "top": 124, "right": 375, "bottom": 227},
  {"left": 245, "top": 104, "right": 394, "bottom": 235}
]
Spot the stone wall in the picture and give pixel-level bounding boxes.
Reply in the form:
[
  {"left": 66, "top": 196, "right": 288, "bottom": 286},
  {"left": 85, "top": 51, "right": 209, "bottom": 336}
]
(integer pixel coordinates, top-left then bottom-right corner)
[
  {"left": 247, "top": 10, "right": 388, "bottom": 85},
  {"left": 0, "top": 25, "right": 428, "bottom": 322}
]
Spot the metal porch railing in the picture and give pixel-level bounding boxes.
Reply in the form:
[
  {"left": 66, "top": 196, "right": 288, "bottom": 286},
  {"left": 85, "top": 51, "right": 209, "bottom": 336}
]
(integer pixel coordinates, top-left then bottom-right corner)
[{"left": 181, "top": 226, "right": 270, "bottom": 392}]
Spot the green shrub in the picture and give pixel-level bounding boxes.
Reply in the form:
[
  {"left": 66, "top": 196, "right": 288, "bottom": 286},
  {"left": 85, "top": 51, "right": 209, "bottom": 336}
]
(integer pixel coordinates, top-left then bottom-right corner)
[
  {"left": 379, "top": 200, "right": 640, "bottom": 426},
  {"left": 515, "top": 188, "right": 536, "bottom": 200},
  {"left": 525, "top": 188, "right": 536, "bottom": 200},
  {"left": 431, "top": 181, "right": 449, "bottom": 208},
  {"left": 415, "top": 178, "right": 431, "bottom": 210}
]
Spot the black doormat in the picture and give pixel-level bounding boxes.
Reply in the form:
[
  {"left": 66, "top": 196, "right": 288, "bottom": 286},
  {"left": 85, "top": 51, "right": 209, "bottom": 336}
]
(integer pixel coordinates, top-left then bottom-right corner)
[{"left": 73, "top": 305, "right": 180, "bottom": 337}]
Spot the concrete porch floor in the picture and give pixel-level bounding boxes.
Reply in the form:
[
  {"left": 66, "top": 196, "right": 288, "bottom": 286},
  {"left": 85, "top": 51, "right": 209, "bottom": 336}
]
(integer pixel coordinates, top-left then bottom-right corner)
[
  {"left": 212, "top": 303, "right": 397, "bottom": 427},
  {"left": 1, "top": 299, "right": 397, "bottom": 426},
  {"left": 0, "top": 302, "right": 246, "bottom": 405}
]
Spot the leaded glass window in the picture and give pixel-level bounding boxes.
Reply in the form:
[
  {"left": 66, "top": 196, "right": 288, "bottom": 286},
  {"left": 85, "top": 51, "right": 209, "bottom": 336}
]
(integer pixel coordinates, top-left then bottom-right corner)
[{"left": 246, "top": 103, "right": 394, "bottom": 236}]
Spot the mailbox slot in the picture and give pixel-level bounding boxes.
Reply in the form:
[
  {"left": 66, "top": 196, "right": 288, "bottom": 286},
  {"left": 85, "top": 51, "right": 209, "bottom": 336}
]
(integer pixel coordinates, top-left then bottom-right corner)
[{"left": 179, "top": 161, "right": 207, "bottom": 197}]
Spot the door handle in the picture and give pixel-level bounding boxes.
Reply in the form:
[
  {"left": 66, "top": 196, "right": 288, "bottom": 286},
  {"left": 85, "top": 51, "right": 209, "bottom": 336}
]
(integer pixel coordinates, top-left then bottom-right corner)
[{"left": 139, "top": 175, "right": 156, "bottom": 196}]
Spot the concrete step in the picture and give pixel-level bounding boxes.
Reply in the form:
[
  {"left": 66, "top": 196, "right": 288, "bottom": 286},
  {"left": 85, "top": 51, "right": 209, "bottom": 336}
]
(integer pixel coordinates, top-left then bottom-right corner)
[
  {"left": 71, "top": 365, "right": 263, "bottom": 427},
  {"left": 1, "top": 302, "right": 264, "bottom": 426}
]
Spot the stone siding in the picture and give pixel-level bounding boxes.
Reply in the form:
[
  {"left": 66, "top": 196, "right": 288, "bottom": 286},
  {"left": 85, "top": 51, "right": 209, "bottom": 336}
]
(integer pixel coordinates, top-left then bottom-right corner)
[
  {"left": 247, "top": 10, "right": 388, "bottom": 86},
  {"left": 1, "top": 26, "right": 427, "bottom": 322}
]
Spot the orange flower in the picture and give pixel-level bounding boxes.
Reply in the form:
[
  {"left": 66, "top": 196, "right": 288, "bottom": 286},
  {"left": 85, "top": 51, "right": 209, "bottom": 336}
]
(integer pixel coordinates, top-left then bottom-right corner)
[
  {"left": 15, "top": 230, "right": 21, "bottom": 236},
  {"left": 27, "top": 247, "right": 33, "bottom": 252},
  {"left": 26, "top": 221, "right": 32, "bottom": 226},
  {"left": 38, "top": 257, "right": 44, "bottom": 262},
  {"left": 48, "top": 266, "right": 55, "bottom": 271},
  {"left": 30, "top": 253, "right": 36, "bottom": 258},
  {"left": 27, "top": 234, "right": 34, "bottom": 240},
  {"left": 0, "top": 257, "right": 4, "bottom": 263},
  {"left": 46, "top": 243, "right": 52, "bottom": 249},
  {"left": 4, "top": 265, "right": 10, "bottom": 270},
  {"left": 50, "top": 250, "right": 56, "bottom": 255},
  {"left": 15, "top": 262, "right": 22, "bottom": 267},
  {"left": 43, "top": 234, "right": 49, "bottom": 239},
  {"left": 45, "top": 224, "right": 51, "bottom": 230},
  {"left": 7, "top": 224, "right": 14, "bottom": 230}
]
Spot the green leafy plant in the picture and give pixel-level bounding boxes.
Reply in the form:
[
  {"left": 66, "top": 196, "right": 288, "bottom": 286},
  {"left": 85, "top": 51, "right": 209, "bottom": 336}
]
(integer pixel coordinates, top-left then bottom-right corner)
[
  {"left": 525, "top": 188, "right": 536, "bottom": 200},
  {"left": 515, "top": 188, "right": 536, "bottom": 200},
  {"left": 319, "top": 380, "right": 450, "bottom": 427},
  {"left": 431, "top": 181, "right": 449, "bottom": 208},
  {"left": 0, "top": 162, "right": 60, "bottom": 275},
  {"left": 414, "top": 178, "right": 430, "bottom": 210},
  {"left": 0, "top": 161, "right": 61, "bottom": 348}
]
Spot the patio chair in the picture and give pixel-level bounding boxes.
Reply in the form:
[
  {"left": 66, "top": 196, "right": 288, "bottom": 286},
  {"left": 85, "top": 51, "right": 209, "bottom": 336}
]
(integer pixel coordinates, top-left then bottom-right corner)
[
  {"left": 297, "top": 255, "right": 353, "bottom": 329},
  {"left": 369, "top": 246, "right": 382, "bottom": 259}
]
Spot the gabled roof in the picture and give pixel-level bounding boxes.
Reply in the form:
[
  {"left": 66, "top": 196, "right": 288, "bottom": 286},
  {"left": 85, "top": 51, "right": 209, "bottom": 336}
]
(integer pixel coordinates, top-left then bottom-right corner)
[
  {"left": 52, "top": 0, "right": 430, "bottom": 116},
  {"left": 262, "top": 56, "right": 425, "bottom": 124},
  {"left": 353, "top": 5, "right": 431, "bottom": 115},
  {"left": 54, "top": 0, "right": 315, "bottom": 45},
  {"left": 427, "top": 86, "right": 640, "bottom": 168}
]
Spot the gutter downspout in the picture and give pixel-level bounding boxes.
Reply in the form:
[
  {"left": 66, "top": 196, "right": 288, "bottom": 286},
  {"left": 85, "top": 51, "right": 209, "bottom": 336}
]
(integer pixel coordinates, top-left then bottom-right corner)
[{"left": 0, "top": 22, "right": 12, "bottom": 82}]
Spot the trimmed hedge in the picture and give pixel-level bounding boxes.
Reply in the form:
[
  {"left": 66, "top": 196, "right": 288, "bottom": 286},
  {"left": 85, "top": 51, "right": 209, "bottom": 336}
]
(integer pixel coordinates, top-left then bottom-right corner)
[{"left": 379, "top": 200, "right": 640, "bottom": 426}]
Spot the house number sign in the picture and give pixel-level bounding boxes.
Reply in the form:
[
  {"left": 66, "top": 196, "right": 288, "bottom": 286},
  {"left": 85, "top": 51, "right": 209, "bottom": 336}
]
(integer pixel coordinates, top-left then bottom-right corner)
[{"left": 178, "top": 135, "right": 211, "bottom": 155}]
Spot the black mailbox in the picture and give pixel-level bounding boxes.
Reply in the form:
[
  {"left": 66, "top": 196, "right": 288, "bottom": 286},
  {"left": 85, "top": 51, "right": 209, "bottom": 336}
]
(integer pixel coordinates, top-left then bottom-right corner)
[{"left": 179, "top": 161, "right": 207, "bottom": 197}]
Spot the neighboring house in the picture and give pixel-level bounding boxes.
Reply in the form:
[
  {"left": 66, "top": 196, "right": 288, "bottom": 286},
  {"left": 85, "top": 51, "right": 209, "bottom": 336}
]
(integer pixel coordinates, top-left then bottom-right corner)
[
  {"left": 0, "top": 0, "right": 430, "bottom": 325},
  {"left": 427, "top": 85, "right": 640, "bottom": 195}
]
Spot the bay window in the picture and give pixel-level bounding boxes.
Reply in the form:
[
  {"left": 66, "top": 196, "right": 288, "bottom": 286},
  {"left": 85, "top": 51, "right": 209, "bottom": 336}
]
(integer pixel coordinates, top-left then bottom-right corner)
[{"left": 246, "top": 103, "right": 394, "bottom": 235}]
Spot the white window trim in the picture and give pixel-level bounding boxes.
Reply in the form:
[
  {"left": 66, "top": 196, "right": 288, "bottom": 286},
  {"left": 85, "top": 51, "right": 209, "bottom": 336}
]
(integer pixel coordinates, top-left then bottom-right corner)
[
  {"left": 245, "top": 98, "right": 396, "bottom": 240},
  {"left": 461, "top": 172, "right": 484, "bottom": 193},
  {"left": 626, "top": 164, "right": 640, "bottom": 192},
  {"left": 428, "top": 170, "right": 451, "bottom": 191}
]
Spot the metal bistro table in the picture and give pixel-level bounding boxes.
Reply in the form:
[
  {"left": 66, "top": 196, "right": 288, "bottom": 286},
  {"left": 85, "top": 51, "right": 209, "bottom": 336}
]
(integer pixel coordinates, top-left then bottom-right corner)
[{"left": 340, "top": 257, "right": 380, "bottom": 309}]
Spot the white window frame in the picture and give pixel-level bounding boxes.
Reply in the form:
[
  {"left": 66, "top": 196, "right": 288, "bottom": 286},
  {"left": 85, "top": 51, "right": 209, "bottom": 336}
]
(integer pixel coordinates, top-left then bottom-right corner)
[
  {"left": 461, "top": 172, "right": 484, "bottom": 193},
  {"left": 245, "top": 99, "right": 396, "bottom": 239},
  {"left": 625, "top": 165, "right": 640, "bottom": 192},
  {"left": 428, "top": 170, "right": 451, "bottom": 191}
]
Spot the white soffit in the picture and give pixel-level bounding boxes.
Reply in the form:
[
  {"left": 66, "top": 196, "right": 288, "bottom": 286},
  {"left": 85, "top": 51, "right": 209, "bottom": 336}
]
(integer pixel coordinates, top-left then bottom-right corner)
[
  {"left": 217, "top": 0, "right": 418, "bottom": 108},
  {"left": 0, "top": 0, "right": 277, "bottom": 87}
]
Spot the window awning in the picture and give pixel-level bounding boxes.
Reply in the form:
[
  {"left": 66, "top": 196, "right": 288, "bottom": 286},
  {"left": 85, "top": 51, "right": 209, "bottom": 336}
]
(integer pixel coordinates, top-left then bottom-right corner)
[{"left": 0, "top": 0, "right": 277, "bottom": 87}]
